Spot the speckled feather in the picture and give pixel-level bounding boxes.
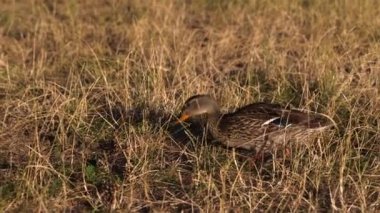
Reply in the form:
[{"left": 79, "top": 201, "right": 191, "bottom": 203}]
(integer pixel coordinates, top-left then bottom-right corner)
[{"left": 212, "top": 103, "right": 332, "bottom": 151}]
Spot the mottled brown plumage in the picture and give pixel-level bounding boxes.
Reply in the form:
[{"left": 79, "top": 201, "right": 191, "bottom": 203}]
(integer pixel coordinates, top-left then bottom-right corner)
[{"left": 176, "top": 95, "right": 334, "bottom": 153}]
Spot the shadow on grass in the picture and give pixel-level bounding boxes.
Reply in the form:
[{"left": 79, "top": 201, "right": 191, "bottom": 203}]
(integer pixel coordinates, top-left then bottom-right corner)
[
  {"left": 0, "top": 98, "right": 334, "bottom": 211},
  {"left": 93, "top": 102, "right": 281, "bottom": 210}
]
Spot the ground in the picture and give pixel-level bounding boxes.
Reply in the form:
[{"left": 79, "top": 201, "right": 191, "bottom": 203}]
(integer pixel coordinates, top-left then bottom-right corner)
[{"left": 0, "top": 0, "right": 379, "bottom": 212}]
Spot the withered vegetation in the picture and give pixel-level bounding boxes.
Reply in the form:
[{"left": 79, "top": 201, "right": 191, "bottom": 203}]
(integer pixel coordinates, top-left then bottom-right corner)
[{"left": 0, "top": 0, "right": 379, "bottom": 211}]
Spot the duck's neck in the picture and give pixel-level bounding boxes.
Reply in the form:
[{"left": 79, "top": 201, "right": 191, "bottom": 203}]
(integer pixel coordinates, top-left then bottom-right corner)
[{"left": 205, "top": 112, "right": 222, "bottom": 136}]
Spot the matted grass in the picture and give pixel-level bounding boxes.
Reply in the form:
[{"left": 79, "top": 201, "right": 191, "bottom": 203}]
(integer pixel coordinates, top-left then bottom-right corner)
[{"left": 0, "top": 0, "right": 379, "bottom": 211}]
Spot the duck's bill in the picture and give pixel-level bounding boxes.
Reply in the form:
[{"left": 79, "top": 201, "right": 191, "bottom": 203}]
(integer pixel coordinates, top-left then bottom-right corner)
[{"left": 175, "top": 114, "right": 190, "bottom": 124}]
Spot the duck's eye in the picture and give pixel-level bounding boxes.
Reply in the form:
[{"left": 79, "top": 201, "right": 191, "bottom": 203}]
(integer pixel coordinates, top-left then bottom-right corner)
[{"left": 183, "top": 102, "right": 190, "bottom": 108}]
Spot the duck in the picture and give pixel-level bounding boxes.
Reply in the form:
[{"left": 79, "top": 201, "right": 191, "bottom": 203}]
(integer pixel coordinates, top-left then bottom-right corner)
[{"left": 175, "top": 94, "right": 334, "bottom": 154}]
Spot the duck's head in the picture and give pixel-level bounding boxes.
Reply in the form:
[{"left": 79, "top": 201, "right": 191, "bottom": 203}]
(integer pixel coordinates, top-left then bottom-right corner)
[{"left": 176, "top": 95, "right": 220, "bottom": 124}]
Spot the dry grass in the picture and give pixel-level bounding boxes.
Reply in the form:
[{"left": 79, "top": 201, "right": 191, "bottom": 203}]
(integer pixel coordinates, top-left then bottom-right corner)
[{"left": 0, "top": 0, "right": 379, "bottom": 211}]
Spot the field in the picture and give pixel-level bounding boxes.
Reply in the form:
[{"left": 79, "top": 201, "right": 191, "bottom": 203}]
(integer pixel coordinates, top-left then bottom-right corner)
[{"left": 0, "top": 0, "right": 379, "bottom": 211}]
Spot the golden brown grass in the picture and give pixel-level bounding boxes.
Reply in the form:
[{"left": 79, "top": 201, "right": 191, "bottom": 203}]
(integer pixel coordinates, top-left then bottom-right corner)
[{"left": 0, "top": 0, "right": 379, "bottom": 211}]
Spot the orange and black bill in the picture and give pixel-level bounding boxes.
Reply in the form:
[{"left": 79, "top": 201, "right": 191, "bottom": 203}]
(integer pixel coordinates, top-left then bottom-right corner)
[{"left": 175, "top": 114, "right": 190, "bottom": 124}]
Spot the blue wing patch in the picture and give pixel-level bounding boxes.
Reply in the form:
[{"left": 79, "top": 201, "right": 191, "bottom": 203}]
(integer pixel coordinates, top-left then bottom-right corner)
[
  {"left": 262, "top": 117, "right": 292, "bottom": 128},
  {"left": 271, "top": 117, "right": 291, "bottom": 127}
]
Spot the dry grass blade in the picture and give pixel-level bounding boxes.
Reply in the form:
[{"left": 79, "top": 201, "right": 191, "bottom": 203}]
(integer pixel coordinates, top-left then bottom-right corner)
[{"left": 0, "top": 0, "right": 379, "bottom": 212}]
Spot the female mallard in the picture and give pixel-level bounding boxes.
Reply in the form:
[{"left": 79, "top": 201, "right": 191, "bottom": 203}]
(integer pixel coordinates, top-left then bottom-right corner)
[{"left": 176, "top": 95, "right": 334, "bottom": 154}]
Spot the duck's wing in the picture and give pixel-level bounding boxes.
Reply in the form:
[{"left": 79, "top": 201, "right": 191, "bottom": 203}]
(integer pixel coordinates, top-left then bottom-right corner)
[
  {"left": 215, "top": 103, "right": 334, "bottom": 151},
  {"left": 222, "top": 102, "right": 333, "bottom": 130}
]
